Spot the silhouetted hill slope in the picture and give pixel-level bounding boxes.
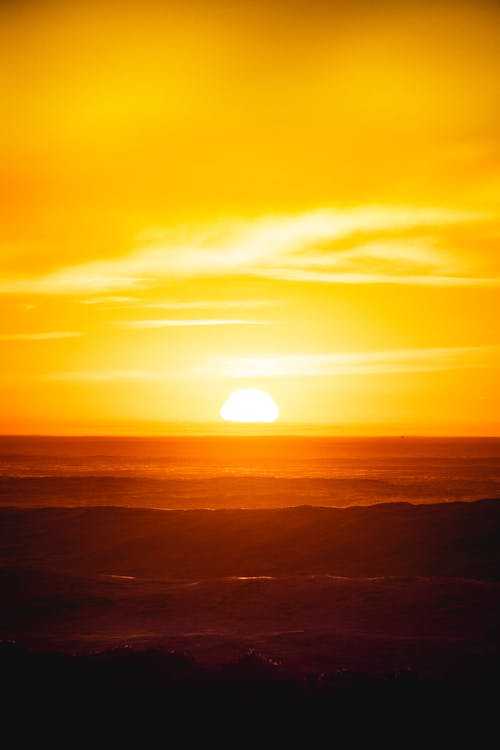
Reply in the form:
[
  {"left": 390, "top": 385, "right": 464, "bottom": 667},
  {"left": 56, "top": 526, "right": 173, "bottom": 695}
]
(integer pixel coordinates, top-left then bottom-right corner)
[{"left": 1, "top": 499, "right": 500, "bottom": 580}]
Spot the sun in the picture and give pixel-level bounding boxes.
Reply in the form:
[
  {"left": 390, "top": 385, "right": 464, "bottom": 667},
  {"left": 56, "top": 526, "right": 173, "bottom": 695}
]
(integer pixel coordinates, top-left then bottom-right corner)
[{"left": 220, "top": 389, "right": 280, "bottom": 423}]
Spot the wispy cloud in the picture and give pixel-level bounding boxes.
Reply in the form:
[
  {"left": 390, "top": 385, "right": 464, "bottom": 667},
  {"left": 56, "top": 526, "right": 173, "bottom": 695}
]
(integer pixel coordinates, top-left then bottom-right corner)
[
  {"left": 79, "top": 296, "right": 139, "bottom": 305},
  {"left": 143, "top": 300, "right": 279, "bottom": 310},
  {"left": 259, "top": 269, "right": 498, "bottom": 286},
  {"left": 4, "top": 345, "right": 497, "bottom": 385},
  {"left": 0, "top": 331, "right": 83, "bottom": 341},
  {"left": 115, "top": 319, "right": 277, "bottom": 329},
  {"left": 0, "top": 206, "right": 494, "bottom": 294},
  {"left": 207, "top": 345, "right": 500, "bottom": 378},
  {"left": 41, "top": 369, "right": 156, "bottom": 382},
  {"left": 78, "top": 297, "right": 279, "bottom": 310}
]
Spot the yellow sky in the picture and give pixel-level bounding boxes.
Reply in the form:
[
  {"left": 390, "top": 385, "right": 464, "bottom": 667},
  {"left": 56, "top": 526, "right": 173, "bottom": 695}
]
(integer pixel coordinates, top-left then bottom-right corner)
[{"left": 1, "top": 0, "right": 499, "bottom": 434}]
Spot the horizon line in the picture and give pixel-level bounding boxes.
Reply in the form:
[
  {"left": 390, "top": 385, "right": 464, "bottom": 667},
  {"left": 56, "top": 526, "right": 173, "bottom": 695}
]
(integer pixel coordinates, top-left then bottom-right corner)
[{"left": 1, "top": 430, "right": 499, "bottom": 439}]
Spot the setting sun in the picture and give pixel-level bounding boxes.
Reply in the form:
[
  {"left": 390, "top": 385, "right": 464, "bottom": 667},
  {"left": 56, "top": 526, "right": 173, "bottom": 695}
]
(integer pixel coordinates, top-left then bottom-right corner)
[{"left": 220, "top": 389, "right": 280, "bottom": 423}]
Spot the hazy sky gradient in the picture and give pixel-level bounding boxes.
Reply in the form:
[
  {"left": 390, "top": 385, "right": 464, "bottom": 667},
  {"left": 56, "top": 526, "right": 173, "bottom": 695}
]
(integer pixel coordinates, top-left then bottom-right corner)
[{"left": 1, "top": 0, "right": 499, "bottom": 433}]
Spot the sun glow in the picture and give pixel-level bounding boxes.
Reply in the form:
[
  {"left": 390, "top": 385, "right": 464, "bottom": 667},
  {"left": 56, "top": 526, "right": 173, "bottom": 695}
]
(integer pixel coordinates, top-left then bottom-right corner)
[{"left": 220, "top": 389, "right": 280, "bottom": 423}]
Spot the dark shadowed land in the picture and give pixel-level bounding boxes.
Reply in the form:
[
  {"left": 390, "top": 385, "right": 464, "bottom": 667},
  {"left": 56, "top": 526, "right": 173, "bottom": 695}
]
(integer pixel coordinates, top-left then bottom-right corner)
[{"left": 2, "top": 500, "right": 500, "bottom": 745}]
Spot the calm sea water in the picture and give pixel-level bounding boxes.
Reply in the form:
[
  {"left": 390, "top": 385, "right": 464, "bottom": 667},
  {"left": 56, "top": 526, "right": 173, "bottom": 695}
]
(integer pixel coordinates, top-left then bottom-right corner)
[{"left": 0, "top": 436, "right": 499, "bottom": 508}]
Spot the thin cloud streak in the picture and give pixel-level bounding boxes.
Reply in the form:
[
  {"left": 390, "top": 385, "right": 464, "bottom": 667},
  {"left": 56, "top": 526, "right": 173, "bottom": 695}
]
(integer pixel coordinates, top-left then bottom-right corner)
[
  {"left": 79, "top": 298, "right": 279, "bottom": 310},
  {"left": 0, "top": 206, "right": 491, "bottom": 294},
  {"left": 208, "top": 346, "right": 500, "bottom": 378},
  {"left": 142, "top": 300, "right": 280, "bottom": 310},
  {"left": 4, "top": 345, "right": 498, "bottom": 385},
  {"left": 257, "top": 269, "right": 500, "bottom": 286},
  {"left": 116, "top": 319, "right": 277, "bottom": 329},
  {"left": 79, "top": 296, "right": 139, "bottom": 305},
  {"left": 0, "top": 331, "right": 83, "bottom": 341},
  {"left": 41, "top": 369, "right": 157, "bottom": 382}
]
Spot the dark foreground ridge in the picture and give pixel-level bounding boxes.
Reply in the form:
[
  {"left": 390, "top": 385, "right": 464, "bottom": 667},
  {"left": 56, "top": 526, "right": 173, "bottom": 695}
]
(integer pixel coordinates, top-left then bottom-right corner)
[
  {"left": 2, "top": 500, "right": 500, "bottom": 745},
  {"left": 1, "top": 498, "right": 500, "bottom": 580},
  {"left": 1, "top": 641, "right": 499, "bottom": 747}
]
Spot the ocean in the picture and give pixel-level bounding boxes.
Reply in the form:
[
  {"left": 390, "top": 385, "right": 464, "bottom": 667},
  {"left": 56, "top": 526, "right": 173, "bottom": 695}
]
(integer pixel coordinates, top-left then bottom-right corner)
[
  {"left": 2, "top": 434, "right": 500, "bottom": 743},
  {"left": 1, "top": 435, "right": 499, "bottom": 508}
]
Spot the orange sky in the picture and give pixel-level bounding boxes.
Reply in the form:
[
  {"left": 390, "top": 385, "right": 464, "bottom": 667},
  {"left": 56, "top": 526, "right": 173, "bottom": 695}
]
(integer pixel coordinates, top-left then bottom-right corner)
[{"left": 1, "top": 0, "right": 499, "bottom": 435}]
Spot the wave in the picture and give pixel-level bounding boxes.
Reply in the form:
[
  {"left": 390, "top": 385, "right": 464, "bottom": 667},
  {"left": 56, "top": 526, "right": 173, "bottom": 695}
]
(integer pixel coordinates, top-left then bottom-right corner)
[
  {"left": 1, "top": 499, "right": 500, "bottom": 580},
  {"left": 1, "top": 474, "right": 499, "bottom": 509}
]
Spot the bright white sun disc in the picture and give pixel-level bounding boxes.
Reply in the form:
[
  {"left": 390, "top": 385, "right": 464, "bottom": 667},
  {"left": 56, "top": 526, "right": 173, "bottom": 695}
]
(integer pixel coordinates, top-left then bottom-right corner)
[{"left": 220, "top": 388, "right": 279, "bottom": 423}]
